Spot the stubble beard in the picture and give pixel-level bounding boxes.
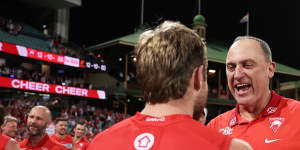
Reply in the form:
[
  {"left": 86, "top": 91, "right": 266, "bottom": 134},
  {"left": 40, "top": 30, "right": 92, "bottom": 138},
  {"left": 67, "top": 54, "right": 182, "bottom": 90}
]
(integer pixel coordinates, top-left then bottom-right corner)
[
  {"left": 27, "top": 124, "right": 47, "bottom": 136},
  {"left": 192, "top": 91, "right": 207, "bottom": 121}
]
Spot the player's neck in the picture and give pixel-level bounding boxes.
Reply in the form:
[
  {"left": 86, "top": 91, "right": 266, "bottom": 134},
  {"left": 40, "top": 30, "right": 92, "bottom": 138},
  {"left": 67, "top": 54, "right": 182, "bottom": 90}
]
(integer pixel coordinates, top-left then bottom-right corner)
[
  {"left": 29, "top": 133, "right": 46, "bottom": 147},
  {"left": 56, "top": 133, "right": 65, "bottom": 139},
  {"left": 141, "top": 97, "right": 193, "bottom": 118},
  {"left": 74, "top": 135, "right": 82, "bottom": 143},
  {"left": 239, "top": 90, "right": 272, "bottom": 121}
]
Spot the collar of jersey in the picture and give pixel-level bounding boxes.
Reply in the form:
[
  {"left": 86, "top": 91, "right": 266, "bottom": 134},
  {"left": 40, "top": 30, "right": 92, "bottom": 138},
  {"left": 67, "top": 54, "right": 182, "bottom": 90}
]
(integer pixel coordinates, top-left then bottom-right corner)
[
  {"left": 23, "top": 134, "right": 49, "bottom": 148},
  {"left": 228, "top": 90, "right": 281, "bottom": 127},
  {"left": 135, "top": 112, "right": 193, "bottom": 124}
]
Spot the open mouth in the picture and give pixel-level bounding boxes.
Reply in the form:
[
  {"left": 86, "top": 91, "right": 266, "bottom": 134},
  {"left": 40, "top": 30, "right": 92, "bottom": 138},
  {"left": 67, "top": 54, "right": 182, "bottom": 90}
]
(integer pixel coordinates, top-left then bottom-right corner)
[{"left": 235, "top": 83, "right": 251, "bottom": 91}]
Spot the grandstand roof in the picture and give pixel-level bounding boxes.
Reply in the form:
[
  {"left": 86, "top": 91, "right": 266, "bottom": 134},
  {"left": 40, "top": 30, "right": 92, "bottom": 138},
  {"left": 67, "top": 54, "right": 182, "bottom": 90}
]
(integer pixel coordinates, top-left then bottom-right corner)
[
  {"left": 280, "top": 80, "right": 300, "bottom": 90},
  {"left": 87, "top": 30, "right": 300, "bottom": 77}
]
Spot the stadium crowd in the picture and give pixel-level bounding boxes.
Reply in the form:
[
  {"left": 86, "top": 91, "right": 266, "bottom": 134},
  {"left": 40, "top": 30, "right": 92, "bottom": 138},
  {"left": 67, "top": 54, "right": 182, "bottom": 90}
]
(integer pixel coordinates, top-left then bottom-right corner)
[
  {"left": 0, "top": 64, "right": 94, "bottom": 89},
  {"left": 0, "top": 95, "right": 130, "bottom": 142}
]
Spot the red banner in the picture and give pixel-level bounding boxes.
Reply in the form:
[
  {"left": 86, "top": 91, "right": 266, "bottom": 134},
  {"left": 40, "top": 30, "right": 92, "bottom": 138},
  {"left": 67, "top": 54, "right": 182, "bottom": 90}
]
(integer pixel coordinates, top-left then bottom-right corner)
[
  {"left": 0, "top": 41, "right": 80, "bottom": 67},
  {"left": 0, "top": 76, "right": 106, "bottom": 99}
]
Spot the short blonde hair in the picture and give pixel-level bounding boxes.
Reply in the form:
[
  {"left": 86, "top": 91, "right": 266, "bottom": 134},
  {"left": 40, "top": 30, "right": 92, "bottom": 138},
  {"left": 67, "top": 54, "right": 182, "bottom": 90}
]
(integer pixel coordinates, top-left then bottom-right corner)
[
  {"left": 3, "top": 115, "right": 18, "bottom": 126},
  {"left": 135, "top": 21, "right": 207, "bottom": 104}
]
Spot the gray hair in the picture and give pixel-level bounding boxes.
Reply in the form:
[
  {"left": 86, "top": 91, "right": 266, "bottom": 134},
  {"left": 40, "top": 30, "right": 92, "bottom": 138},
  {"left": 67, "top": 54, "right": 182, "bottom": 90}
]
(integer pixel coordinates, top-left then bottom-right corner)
[{"left": 233, "top": 36, "right": 272, "bottom": 62}]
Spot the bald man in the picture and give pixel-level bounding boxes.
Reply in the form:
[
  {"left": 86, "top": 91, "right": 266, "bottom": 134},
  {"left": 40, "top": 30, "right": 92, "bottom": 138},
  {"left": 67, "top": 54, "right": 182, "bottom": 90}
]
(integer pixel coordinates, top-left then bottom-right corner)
[
  {"left": 0, "top": 105, "right": 19, "bottom": 150},
  {"left": 19, "top": 106, "right": 67, "bottom": 150}
]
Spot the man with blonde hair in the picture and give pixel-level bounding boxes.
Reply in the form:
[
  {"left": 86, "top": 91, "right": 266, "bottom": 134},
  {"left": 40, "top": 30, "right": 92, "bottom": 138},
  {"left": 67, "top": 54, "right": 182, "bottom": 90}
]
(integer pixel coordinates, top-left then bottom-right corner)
[
  {"left": 88, "top": 21, "right": 252, "bottom": 150},
  {"left": 1, "top": 115, "right": 18, "bottom": 138},
  {"left": 0, "top": 105, "right": 19, "bottom": 150}
]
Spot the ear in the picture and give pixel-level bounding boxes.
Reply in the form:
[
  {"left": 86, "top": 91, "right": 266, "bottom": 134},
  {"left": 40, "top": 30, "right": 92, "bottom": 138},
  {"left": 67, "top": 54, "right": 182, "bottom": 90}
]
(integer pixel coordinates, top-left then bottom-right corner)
[
  {"left": 46, "top": 121, "right": 51, "bottom": 128},
  {"left": 268, "top": 61, "right": 276, "bottom": 78},
  {"left": 194, "top": 66, "right": 203, "bottom": 91}
]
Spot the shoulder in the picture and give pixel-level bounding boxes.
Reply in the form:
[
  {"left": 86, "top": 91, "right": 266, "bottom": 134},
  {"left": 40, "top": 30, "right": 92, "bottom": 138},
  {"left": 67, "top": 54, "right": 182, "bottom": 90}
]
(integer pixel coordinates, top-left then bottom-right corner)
[
  {"left": 48, "top": 137, "right": 67, "bottom": 149},
  {"left": 65, "top": 135, "right": 73, "bottom": 141},
  {"left": 0, "top": 133, "right": 10, "bottom": 142},
  {"left": 160, "top": 118, "right": 233, "bottom": 150},
  {"left": 280, "top": 97, "right": 300, "bottom": 113},
  {"left": 49, "top": 134, "right": 56, "bottom": 140},
  {"left": 228, "top": 138, "right": 253, "bottom": 150},
  {"left": 6, "top": 139, "right": 20, "bottom": 150},
  {"left": 89, "top": 117, "right": 133, "bottom": 146}
]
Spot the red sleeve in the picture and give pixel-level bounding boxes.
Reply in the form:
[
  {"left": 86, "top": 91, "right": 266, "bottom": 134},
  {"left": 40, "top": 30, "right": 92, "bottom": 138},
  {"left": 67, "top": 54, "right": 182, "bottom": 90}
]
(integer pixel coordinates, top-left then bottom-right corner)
[{"left": 219, "top": 135, "right": 232, "bottom": 150}]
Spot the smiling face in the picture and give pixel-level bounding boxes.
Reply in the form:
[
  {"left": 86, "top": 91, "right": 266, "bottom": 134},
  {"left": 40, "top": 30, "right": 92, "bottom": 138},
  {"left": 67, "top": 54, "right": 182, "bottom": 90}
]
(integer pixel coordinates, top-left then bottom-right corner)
[
  {"left": 1, "top": 121, "right": 18, "bottom": 138},
  {"left": 74, "top": 124, "right": 86, "bottom": 138},
  {"left": 55, "top": 120, "right": 68, "bottom": 137},
  {"left": 27, "top": 106, "right": 50, "bottom": 136},
  {"left": 226, "top": 39, "right": 275, "bottom": 106}
]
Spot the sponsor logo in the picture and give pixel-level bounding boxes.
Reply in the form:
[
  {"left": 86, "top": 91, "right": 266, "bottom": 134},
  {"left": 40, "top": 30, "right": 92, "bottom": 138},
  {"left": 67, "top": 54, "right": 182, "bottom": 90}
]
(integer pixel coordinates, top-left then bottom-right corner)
[
  {"left": 145, "top": 117, "right": 165, "bottom": 122},
  {"left": 134, "top": 133, "right": 155, "bottom": 150},
  {"left": 265, "top": 138, "right": 280, "bottom": 143},
  {"left": 267, "top": 107, "right": 277, "bottom": 114},
  {"left": 63, "top": 144, "right": 73, "bottom": 148},
  {"left": 269, "top": 117, "right": 285, "bottom": 133},
  {"left": 219, "top": 127, "right": 233, "bottom": 135}
]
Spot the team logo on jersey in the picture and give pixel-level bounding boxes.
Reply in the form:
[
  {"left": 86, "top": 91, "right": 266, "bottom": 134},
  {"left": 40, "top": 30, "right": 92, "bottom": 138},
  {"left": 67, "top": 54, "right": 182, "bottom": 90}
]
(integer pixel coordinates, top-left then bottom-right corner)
[
  {"left": 41, "top": 147, "right": 48, "bottom": 150},
  {"left": 219, "top": 127, "right": 233, "bottom": 135},
  {"left": 269, "top": 117, "right": 285, "bottom": 133},
  {"left": 134, "top": 133, "right": 155, "bottom": 150},
  {"left": 229, "top": 116, "right": 237, "bottom": 127},
  {"left": 267, "top": 107, "right": 277, "bottom": 114}
]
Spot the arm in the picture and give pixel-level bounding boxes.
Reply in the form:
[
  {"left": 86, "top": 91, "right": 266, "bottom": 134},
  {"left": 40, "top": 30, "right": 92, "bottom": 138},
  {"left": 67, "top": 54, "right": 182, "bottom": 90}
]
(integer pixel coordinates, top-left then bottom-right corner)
[
  {"left": 5, "top": 139, "right": 20, "bottom": 150},
  {"left": 228, "top": 138, "right": 252, "bottom": 150},
  {"left": 72, "top": 138, "right": 76, "bottom": 150}
]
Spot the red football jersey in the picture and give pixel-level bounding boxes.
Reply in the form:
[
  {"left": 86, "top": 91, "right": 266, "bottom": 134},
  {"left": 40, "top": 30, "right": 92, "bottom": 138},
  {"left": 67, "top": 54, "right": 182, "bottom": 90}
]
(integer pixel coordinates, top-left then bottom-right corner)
[
  {"left": 207, "top": 91, "right": 300, "bottom": 150},
  {"left": 19, "top": 134, "right": 67, "bottom": 150},
  {"left": 75, "top": 137, "right": 89, "bottom": 150},
  {"left": 0, "top": 133, "right": 10, "bottom": 150},
  {"left": 88, "top": 112, "right": 232, "bottom": 150},
  {"left": 50, "top": 134, "right": 73, "bottom": 150}
]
